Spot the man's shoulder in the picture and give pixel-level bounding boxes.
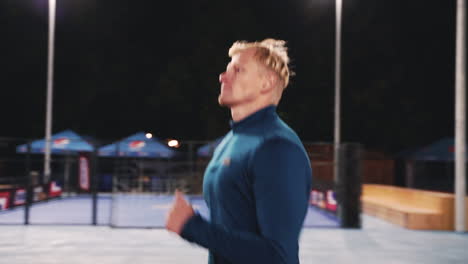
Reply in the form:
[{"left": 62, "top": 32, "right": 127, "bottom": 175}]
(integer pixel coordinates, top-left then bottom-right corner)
[
  {"left": 236, "top": 116, "right": 306, "bottom": 159},
  {"left": 249, "top": 132, "right": 311, "bottom": 177},
  {"left": 257, "top": 124, "right": 307, "bottom": 159},
  {"left": 258, "top": 135, "right": 305, "bottom": 157},
  {"left": 262, "top": 118, "right": 303, "bottom": 147}
]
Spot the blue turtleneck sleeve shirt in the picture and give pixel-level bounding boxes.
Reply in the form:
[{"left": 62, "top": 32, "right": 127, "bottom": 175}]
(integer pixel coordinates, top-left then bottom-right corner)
[{"left": 181, "top": 105, "right": 312, "bottom": 264}]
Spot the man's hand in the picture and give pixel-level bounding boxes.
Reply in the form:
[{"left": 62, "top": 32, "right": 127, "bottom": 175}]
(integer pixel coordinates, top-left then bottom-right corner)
[{"left": 165, "top": 190, "right": 195, "bottom": 235}]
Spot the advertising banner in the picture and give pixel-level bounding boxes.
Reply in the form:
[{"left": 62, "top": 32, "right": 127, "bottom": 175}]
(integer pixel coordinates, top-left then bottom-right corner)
[
  {"left": 49, "top": 181, "right": 62, "bottom": 197},
  {"left": 0, "top": 191, "right": 10, "bottom": 210},
  {"left": 79, "top": 155, "right": 90, "bottom": 191},
  {"left": 14, "top": 188, "right": 26, "bottom": 206}
]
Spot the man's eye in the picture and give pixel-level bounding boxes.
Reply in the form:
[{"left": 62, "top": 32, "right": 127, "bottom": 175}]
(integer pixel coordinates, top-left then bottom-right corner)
[{"left": 234, "top": 67, "right": 240, "bottom": 73}]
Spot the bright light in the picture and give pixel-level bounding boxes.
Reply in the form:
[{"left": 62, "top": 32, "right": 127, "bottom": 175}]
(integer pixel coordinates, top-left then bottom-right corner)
[
  {"left": 168, "top": 139, "right": 180, "bottom": 148},
  {"left": 145, "top": 133, "right": 153, "bottom": 139}
]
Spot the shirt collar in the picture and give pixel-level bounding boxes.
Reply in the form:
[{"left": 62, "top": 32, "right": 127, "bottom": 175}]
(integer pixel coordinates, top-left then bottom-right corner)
[{"left": 230, "top": 105, "right": 277, "bottom": 132}]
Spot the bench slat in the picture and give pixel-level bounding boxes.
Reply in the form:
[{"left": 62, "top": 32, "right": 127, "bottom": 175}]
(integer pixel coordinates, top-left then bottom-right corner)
[{"left": 361, "top": 184, "right": 467, "bottom": 230}]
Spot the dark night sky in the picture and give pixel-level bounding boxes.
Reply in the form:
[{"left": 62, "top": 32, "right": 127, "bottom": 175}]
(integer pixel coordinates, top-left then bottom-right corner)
[{"left": 0, "top": 0, "right": 459, "bottom": 154}]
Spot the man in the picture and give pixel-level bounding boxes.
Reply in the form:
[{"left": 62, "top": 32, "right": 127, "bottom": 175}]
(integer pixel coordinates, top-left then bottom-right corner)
[{"left": 166, "top": 39, "right": 312, "bottom": 264}]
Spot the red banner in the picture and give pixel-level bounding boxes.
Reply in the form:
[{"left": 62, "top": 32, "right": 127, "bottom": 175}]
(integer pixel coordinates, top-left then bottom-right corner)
[
  {"left": 79, "top": 155, "right": 90, "bottom": 191},
  {"left": 49, "top": 181, "right": 62, "bottom": 197},
  {"left": 0, "top": 191, "right": 10, "bottom": 210},
  {"left": 326, "top": 190, "right": 337, "bottom": 212}
]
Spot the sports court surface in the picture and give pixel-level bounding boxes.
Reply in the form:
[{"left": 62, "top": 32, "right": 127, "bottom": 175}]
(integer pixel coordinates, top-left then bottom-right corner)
[
  {"left": 1, "top": 195, "right": 467, "bottom": 264},
  {"left": 0, "top": 194, "right": 338, "bottom": 227}
]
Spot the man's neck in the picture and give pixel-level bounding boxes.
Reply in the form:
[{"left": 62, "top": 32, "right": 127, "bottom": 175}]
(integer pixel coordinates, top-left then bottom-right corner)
[{"left": 230, "top": 102, "right": 276, "bottom": 122}]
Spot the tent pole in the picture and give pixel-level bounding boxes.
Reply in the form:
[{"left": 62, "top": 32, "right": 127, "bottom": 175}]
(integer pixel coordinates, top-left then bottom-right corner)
[{"left": 455, "top": 0, "right": 466, "bottom": 233}]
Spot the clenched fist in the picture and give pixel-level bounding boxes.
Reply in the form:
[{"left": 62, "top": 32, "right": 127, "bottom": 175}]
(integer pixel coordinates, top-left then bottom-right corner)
[{"left": 165, "top": 190, "right": 195, "bottom": 235}]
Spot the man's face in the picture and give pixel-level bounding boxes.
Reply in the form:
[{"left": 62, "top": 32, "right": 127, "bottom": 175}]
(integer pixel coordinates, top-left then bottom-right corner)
[{"left": 218, "top": 48, "right": 264, "bottom": 107}]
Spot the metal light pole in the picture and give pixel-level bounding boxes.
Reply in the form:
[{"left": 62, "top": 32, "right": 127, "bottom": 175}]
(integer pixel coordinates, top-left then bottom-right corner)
[
  {"left": 334, "top": 0, "right": 342, "bottom": 182},
  {"left": 44, "top": 0, "right": 56, "bottom": 183},
  {"left": 454, "top": 0, "right": 466, "bottom": 233}
]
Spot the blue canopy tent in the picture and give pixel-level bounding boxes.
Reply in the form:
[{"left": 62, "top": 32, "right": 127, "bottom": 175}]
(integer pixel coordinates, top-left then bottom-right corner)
[
  {"left": 410, "top": 137, "right": 457, "bottom": 161},
  {"left": 98, "top": 132, "right": 176, "bottom": 158},
  {"left": 16, "top": 130, "right": 93, "bottom": 191},
  {"left": 196, "top": 137, "right": 223, "bottom": 158},
  {"left": 98, "top": 132, "right": 178, "bottom": 193},
  {"left": 16, "top": 130, "right": 93, "bottom": 154},
  {"left": 403, "top": 137, "right": 465, "bottom": 192}
]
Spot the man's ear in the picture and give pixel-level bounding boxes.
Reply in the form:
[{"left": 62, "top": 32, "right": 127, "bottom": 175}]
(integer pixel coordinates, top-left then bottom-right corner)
[{"left": 261, "top": 71, "right": 277, "bottom": 93}]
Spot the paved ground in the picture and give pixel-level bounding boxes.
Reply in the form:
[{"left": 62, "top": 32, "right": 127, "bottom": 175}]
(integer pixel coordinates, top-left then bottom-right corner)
[{"left": 1, "top": 214, "right": 467, "bottom": 264}]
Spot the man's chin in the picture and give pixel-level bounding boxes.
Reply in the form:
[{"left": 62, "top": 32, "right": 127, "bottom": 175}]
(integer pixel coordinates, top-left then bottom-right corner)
[{"left": 218, "top": 96, "right": 232, "bottom": 107}]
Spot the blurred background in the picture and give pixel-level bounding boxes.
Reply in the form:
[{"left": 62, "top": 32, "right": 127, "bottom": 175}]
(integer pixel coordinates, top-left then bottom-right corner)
[
  {"left": 0, "top": 0, "right": 465, "bottom": 231},
  {"left": 0, "top": 0, "right": 457, "bottom": 152}
]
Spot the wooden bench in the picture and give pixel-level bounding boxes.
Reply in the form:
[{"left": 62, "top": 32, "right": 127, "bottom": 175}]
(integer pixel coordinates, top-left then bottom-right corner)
[{"left": 361, "top": 184, "right": 468, "bottom": 230}]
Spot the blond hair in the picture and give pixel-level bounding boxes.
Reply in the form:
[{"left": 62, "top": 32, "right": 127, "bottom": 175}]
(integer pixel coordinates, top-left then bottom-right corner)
[{"left": 228, "top": 38, "right": 293, "bottom": 89}]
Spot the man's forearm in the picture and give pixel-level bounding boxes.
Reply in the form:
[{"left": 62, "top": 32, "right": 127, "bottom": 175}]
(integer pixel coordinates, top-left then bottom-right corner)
[{"left": 181, "top": 214, "right": 289, "bottom": 264}]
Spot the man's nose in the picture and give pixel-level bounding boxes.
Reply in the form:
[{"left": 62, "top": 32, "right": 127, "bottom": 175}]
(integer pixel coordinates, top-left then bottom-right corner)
[{"left": 219, "top": 72, "right": 227, "bottom": 83}]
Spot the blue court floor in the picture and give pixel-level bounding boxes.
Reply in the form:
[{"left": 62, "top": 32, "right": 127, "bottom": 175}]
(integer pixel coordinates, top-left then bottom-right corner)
[
  {"left": 0, "top": 194, "right": 338, "bottom": 228},
  {"left": 0, "top": 214, "right": 467, "bottom": 264}
]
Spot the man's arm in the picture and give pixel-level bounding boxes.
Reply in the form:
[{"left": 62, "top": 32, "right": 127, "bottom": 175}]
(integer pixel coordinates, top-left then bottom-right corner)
[{"left": 180, "top": 138, "right": 312, "bottom": 263}]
